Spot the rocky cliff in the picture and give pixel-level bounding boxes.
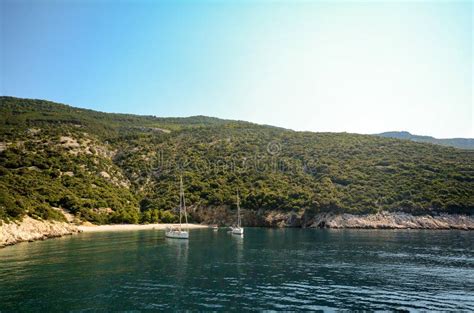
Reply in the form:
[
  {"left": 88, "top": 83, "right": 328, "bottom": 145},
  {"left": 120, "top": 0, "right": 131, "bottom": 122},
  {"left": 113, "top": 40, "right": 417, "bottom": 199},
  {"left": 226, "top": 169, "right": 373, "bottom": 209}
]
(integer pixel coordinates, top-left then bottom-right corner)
[
  {"left": 192, "top": 207, "right": 474, "bottom": 230},
  {"left": 0, "top": 216, "right": 80, "bottom": 248},
  {"left": 309, "top": 212, "right": 474, "bottom": 230}
]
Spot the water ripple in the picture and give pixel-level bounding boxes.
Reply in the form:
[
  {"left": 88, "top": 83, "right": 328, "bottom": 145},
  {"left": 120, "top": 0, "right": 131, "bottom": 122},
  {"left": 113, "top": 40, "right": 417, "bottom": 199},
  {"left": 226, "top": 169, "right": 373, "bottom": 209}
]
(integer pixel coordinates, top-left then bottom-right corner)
[{"left": 0, "top": 229, "right": 473, "bottom": 311}]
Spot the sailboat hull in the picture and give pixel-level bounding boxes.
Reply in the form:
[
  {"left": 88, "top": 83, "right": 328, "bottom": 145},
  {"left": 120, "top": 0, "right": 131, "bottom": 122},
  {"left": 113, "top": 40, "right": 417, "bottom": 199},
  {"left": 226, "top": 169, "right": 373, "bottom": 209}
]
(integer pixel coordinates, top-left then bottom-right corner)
[
  {"left": 231, "top": 227, "right": 244, "bottom": 235},
  {"left": 165, "top": 230, "right": 189, "bottom": 239}
]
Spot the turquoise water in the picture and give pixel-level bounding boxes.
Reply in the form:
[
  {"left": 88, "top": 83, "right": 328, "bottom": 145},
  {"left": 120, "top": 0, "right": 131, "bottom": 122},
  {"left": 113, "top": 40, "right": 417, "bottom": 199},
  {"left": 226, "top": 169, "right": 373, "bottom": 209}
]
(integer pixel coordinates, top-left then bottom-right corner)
[{"left": 1, "top": 228, "right": 473, "bottom": 311}]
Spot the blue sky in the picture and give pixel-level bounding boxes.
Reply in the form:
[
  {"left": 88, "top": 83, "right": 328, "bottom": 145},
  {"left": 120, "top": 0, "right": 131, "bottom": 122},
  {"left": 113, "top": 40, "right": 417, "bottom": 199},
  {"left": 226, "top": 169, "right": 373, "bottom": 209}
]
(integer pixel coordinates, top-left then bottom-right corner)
[{"left": 1, "top": 0, "right": 472, "bottom": 138}]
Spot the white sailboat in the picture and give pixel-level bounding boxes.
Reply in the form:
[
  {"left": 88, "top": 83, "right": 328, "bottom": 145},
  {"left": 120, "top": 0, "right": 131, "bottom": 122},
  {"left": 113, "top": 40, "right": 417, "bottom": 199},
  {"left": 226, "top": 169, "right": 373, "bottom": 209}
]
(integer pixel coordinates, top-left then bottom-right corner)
[
  {"left": 230, "top": 191, "right": 244, "bottom": 235},
  {"left": 165, "top": 176, "right": 189, "bottom": 239}
]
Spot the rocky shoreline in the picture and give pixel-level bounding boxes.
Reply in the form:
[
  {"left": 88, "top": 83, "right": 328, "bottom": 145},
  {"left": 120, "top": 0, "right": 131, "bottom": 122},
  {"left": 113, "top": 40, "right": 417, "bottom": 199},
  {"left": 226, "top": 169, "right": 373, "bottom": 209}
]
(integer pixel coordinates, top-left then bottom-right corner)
[
  {"left": 193, "top": 206, "right": 474, "bottom": 230},
  {"left": 308, "top": 212, "right": 474, "bottom": 230},
  {"left": 0, "top": 216, "right": 80, "bottom": 248},
  {"left": 1, "top": 211, "right": 473, "bottom": 248},
  {"left": 264, "top": 211, "right": 474, "bottom": 230}
]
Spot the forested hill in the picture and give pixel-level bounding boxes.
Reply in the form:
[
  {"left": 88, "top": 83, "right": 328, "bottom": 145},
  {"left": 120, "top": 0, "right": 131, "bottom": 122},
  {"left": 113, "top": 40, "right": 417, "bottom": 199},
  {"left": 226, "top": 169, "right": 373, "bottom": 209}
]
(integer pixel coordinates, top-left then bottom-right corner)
[{"left": 0, "top": 96, "right": 473, "bottom": 224}]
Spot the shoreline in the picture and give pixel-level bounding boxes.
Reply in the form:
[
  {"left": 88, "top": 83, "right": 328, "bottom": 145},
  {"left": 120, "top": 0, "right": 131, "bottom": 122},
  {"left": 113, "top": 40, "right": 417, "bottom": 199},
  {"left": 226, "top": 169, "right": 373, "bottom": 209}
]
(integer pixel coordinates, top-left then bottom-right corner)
[
  {"left": 0, "top": 216, "right": 80, "bottom": 248},
  {"left": 260, "top": 211, "right": 474, "bottom": 230},
  {"left": 78, "top": 223, "right": 209, "bottom": 233},
  {"left": 2, "top": 212, "right": 472, "bottom": 248}
]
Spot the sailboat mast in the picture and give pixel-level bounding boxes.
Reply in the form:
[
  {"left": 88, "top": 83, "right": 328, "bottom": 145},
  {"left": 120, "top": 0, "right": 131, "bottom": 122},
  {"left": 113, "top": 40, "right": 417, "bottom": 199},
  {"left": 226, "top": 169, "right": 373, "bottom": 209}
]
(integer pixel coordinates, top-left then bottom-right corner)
[
  {"left": 237, "top": 190, "right": 241, "bottom": 227},
  {"left": 182, "top": 177, "right": 188, "bottom": 227},
  {"left": 179, "top": 176, "right": 183, "bottom": 227}
]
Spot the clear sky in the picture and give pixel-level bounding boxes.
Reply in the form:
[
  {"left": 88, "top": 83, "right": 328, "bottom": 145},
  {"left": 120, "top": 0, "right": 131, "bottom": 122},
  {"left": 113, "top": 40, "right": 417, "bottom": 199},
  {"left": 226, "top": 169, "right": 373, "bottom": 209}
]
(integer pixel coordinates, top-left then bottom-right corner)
[{"left": 1, "top": 0, "right": 472, "bottom": 138}]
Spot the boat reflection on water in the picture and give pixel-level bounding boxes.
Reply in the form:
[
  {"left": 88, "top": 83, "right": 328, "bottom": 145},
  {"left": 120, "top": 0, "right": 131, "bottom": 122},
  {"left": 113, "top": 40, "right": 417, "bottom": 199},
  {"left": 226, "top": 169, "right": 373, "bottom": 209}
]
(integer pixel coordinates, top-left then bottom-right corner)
[
  {"left": 232, "top": 229, "right": 244, "bottom": 282},
  {"left": 166, "top": 236, "right": 189, "bottom": 282}
]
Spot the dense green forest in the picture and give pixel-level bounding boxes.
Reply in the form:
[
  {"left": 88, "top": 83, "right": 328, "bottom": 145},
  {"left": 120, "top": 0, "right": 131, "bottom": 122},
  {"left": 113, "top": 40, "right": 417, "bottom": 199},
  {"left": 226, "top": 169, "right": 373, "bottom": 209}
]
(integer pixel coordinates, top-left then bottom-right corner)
[{"left": 0, "top": 97, "right": 473, "bottom": 224}]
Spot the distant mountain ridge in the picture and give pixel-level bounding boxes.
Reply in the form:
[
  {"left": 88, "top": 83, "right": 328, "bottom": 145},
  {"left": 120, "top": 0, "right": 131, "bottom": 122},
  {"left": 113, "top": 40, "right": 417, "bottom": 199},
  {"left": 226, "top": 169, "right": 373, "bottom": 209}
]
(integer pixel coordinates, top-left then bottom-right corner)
[{"left": 376, "top": 131, "right": 474, "bottom": 150}]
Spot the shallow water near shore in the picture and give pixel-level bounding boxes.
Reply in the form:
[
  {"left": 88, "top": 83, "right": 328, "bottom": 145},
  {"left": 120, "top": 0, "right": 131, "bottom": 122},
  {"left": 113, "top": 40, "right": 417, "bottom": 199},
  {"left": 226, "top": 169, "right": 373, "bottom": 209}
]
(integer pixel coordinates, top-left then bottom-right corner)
[{"left": 1, "top": 228, "right": 473, "bottom": 311}]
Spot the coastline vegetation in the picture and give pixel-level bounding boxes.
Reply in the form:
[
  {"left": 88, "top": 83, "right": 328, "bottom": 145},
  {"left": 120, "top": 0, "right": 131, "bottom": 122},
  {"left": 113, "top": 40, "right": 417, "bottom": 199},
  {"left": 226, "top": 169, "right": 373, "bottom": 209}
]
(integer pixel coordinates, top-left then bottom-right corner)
[{"left": 1, "top": 96, "right": 473, "bottom": 224}]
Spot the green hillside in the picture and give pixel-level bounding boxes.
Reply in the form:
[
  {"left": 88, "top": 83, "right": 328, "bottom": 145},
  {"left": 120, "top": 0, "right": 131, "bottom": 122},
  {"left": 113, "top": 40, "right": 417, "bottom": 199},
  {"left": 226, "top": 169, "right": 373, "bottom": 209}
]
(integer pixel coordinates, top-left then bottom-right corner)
[{"left": 1, "top": 97, "right": 473, "bottom": 224}]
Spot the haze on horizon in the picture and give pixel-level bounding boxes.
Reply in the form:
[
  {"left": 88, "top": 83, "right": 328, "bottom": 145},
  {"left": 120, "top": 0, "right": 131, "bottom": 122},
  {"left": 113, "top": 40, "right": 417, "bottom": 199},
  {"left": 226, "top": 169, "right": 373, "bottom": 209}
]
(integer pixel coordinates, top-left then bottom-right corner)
[{"left": 1, "top": 0, "right": 472, "bottom": 138}]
